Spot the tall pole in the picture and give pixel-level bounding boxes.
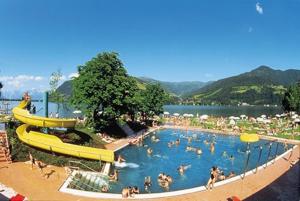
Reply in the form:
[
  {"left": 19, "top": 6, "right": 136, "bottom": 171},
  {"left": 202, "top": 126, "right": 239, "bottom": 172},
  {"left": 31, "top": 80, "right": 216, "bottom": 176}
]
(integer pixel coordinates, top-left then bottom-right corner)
[
  {"left": 44, "top": 92, "right": 48, "bottom": 118},
  {"left": 44, "top": 92, "right": 48, "bottom": 134}
]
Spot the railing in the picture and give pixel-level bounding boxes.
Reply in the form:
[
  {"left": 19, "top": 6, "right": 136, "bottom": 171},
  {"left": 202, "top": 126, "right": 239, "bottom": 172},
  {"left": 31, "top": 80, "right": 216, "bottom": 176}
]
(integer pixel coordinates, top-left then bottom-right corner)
[
  {"left": 242, "top": 140, "right": 289, "bottom": 179},
  {"left": 69, "top": 174, "right": 101, "bottom": 192},
  {"left": 69, "top": 160, "right": 100, "bottom": 173}
]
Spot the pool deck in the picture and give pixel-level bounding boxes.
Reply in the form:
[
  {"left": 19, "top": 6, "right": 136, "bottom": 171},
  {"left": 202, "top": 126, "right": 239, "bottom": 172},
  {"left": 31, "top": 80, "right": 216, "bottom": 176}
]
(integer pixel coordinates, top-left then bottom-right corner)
[
  {"left": 0, "top": 143, "right": 299, "bottom": 201},
  {"left": 104, "top": 127, "right": 161, "bottom": 151}
]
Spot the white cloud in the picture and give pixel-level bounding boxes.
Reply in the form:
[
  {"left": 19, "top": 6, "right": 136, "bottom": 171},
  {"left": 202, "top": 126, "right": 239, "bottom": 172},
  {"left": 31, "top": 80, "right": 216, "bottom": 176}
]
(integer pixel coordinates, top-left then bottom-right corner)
[
  {"left": 0, "top": 75, "right": 46, "bottom": 92},
  {"left": 256, "top": 2, "right": 263, "bottom": 14},
  {"left": 68, "top": 72, "right": 79, "bottom": 79}
]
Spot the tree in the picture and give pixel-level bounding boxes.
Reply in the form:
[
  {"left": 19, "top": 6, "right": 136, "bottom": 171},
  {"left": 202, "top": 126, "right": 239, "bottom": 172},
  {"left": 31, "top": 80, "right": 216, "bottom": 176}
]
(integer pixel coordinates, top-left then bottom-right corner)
[
  {"left": 71, "top": 52, "right": 138, "bottom": 131},
  {"left": 49, "top": 70, "right": 65, "bottom": 113},
  {"left": 139, "top": 84, "right": 168, "bottom": 121},
  {"left": 282, "top": 83, "right": 300, "bottom": 113}
]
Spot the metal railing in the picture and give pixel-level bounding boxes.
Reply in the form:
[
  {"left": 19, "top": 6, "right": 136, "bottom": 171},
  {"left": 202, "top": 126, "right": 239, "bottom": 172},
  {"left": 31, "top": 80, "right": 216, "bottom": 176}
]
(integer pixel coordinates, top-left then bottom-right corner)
[
  {"left": 68, "top": 160, "right": 100, "bottom": 173},
  {"left": 242, "top": 140, "right": 288, "bottom": 179},
  {"left": 69, "top": 174, "right": 101, "bottom": 192}
]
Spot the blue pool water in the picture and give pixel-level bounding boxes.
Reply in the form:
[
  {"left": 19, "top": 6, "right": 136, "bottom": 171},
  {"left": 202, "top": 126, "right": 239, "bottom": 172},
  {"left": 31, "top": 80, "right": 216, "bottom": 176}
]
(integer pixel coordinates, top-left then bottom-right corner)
[{"left": 108, "top": 129, "right": 290, "bottom": 193}]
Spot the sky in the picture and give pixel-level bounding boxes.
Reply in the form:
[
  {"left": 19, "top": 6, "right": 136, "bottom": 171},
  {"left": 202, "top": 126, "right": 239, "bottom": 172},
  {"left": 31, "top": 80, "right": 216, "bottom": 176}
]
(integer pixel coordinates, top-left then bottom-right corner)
[{"left": 0, "top": 0, "right": 299, "bottom": 93}]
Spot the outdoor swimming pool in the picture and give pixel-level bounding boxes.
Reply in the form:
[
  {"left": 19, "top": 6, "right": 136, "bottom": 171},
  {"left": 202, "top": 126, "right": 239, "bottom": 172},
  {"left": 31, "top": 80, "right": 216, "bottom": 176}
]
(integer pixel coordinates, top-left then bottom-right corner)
[
  {"left": 107, "top": 129, "right": 291, "bottom": 193},
  {"left": 66, "top": 128, "right": 292, "bottom": 194}
]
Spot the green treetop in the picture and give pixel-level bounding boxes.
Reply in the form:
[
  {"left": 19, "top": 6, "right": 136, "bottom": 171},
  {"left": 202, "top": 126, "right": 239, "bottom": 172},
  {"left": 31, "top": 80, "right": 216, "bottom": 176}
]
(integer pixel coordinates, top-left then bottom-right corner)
[
  {"left": 71, "top": 52, "right": 138, "bottom": 131},
  {"left": 282, "top": 82, "right": 300, "bottom": 113}
]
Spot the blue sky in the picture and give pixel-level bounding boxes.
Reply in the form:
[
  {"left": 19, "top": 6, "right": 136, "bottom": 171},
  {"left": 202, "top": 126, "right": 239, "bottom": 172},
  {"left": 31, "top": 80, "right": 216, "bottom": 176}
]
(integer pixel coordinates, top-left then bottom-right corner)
[{"left": 0, "top": 0, "right": 299, "bottom": 92}]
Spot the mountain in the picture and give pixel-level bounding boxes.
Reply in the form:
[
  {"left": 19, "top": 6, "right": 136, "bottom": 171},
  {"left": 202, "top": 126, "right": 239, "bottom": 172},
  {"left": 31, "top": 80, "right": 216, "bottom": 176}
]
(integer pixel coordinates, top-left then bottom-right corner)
[
  {"left": 57, "top": 77, "right": 209, "bottom": 98},
  {"left": 137, "top": 77, "right": 210, "bottom": 96},
  {"left": 56, "top": 80, "right": 73, "bottom": 97},
  {"left": 188, "top": 66, "right": 300, "bottom": 105}
]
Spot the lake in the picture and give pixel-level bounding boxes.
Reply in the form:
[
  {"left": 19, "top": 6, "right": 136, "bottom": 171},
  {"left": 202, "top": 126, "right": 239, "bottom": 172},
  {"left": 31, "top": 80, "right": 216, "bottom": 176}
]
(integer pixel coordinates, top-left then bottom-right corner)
[{"left": 3, "top": 101, "right": 283, "bottom": 118}]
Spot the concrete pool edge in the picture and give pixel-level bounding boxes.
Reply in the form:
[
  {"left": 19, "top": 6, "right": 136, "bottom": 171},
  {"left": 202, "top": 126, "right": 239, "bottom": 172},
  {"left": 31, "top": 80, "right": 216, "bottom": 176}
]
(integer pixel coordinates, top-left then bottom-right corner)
[{"left": 59, "top": 145, "right": 298, "bottom": 199}]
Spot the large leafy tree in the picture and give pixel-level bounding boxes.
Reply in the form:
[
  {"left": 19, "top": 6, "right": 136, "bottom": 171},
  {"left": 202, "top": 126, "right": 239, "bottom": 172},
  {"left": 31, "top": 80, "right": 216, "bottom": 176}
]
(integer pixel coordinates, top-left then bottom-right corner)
[
  {"left": 282, "top": 82, "right": 300, "bottom": 113},
  {"left": 71, "top": 52, "right": 138, "bottom": 130},
  {"left": 139, "top": 84, "right": 168, "bottom": 120}
]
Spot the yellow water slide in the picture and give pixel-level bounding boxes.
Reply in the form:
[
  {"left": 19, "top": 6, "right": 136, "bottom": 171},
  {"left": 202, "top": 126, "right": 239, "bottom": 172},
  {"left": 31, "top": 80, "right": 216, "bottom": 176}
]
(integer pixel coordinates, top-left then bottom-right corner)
[{"left": 12, "top": 100, "right": 114, "bottom": 162}]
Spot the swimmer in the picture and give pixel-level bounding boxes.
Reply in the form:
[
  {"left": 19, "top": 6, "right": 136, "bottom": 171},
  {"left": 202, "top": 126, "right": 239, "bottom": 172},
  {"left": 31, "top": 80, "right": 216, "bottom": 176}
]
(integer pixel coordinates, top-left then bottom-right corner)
[
  {"left": 210, "top": 143, "right": 215, "bottom": 153},
  {"left": 222, "top": 151, "right": 228, "bottom": 157},
  {"left": 122, "top": 187, "right": 130, "bottom": 198},
  {"left": 159, "top": 179, "right": 169, "bottom": 189},
  {"left": 130, "top": 186, "right": 139, "bottom": 195},
  {"left": 227, "top": 171, "right": 236, "bottom": 178},
  {"left": 101, "top": 185, "right": 109, "bottom": 192},
  {"left": 188, "top": 136, "right": 192, "bottom": 143},
  {"left": 196, "top": 148, "right": 202, "bottom": 155},
  {"left": 147, "top": 148, "right": 153, "bottom": 155},
  {"left": 166, "top": 175, "right": 173, "bottom": 183},
  {"left": 178, "top": 165, "right": 189, "bottom": 175},
  {"left": 117, "top": 155, "right": 126, "bottom": 163},
  {"left": 204, "top": 139, "right": 209, "bottom": 145},
  {"left": 175, "top": 139, "right": 180, "bottom": 145},
  {"left": 158, "top": 173, "right": 167, "bottom": 183},
  {"left": 186, "top": 146, "right": 192, "bottom": 151},
  {"left": 229, "top": 155, "right": 235, "bottom": 161},
  {"left": 109, "top": 169, "right": 118, "bottom": 181},
  {"left": 218, "top": 172, "right": 225, "bottom": 181},
  {"left": 168, "top": 142, "right": 172, "bottom": 148},
  {"left": 144, "top": 176, "right": 152, "bottom": 190}
]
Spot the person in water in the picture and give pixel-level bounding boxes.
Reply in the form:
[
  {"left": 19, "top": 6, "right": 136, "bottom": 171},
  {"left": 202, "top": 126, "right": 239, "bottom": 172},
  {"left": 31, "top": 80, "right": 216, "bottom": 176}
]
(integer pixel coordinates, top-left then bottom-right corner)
[
  {"left": 218, "top": 172, "right": 226, "bottom": 181},
  {"left": 101, "top": 185, "right": 109, "bottom": 192},
  {"left": 130, "top": 186, "right": 139, "bottom": 195},
  {"left": 175, "top": 139, "right": 180, "bottom": 145},
  {"left": 210, "top": 142, "right": 215, "bottom": 153},
  {"left": 144, "top": 176, "right": 152, "bottom": 191},
  {"left": 117, "top": 155, "right": 126, "bottom": 163},
  {"left": 147, "top": 148, "right": 153, "bottom": 155},
  {"left": 196, "top": 148, "right": 202, "bottom": 155},
  {"left": 109, "top": 169, "right": 118, "bottom": 181},
  {"left": 122, "top": 187, "right": 131, "bottom": 198},
  {"left": 178, "top": 164, "right": 189, "bottom": 175},
  {"left": 227, "top": 171, "right": 236, "bottom": 178},
  {"left": 206, "top": 166, "right": 218, "bottom": 190}
]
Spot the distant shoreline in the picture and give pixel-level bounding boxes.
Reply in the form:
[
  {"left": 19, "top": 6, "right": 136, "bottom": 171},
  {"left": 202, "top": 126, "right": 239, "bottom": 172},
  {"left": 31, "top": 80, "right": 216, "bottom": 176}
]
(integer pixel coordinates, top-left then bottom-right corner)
[{"left": 0, "top": 99, "right": 42, "bottom": 102}]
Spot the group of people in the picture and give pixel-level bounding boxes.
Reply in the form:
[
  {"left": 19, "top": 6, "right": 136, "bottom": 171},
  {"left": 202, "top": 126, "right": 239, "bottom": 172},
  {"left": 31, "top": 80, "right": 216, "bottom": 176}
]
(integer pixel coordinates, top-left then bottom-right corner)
[
  {"left": 167, "top": 138, "right": 180, "bottom": 147},
  {"left": 122, "top": 186, "right": 139, "bottom": 198}
]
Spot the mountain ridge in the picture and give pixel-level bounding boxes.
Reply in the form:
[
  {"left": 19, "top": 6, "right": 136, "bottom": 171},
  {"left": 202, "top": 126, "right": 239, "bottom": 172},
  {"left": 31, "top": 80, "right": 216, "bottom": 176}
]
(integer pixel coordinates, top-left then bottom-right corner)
[
  {"left": 188, "top": 66, "right": 300, "bottom": 105},
  {"left": 56, "top": 66, "right": 300, "bottom": 105}
]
